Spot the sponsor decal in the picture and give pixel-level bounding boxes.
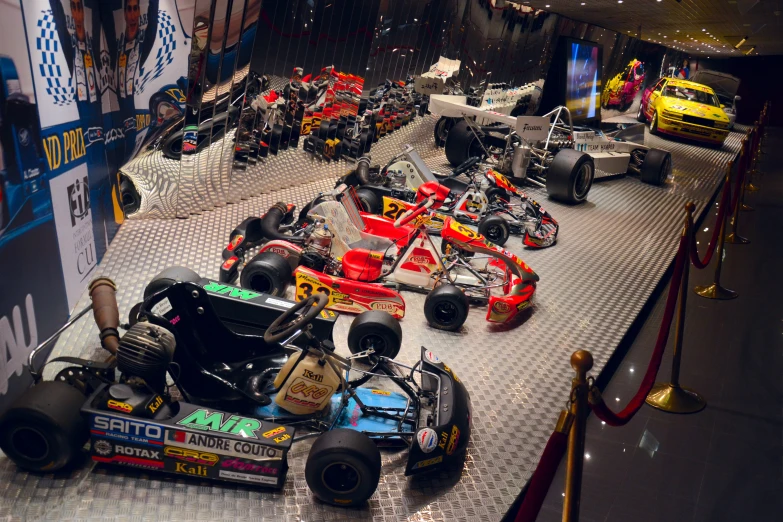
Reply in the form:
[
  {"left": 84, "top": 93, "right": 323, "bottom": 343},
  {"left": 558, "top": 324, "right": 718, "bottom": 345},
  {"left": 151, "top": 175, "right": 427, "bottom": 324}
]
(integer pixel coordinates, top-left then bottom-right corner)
[
  {"left": 320, "top": 310, "right": 336, "bottom": 318},
  {"left": 266, "top": 297, "right": 294, "bottom": 309},
  {"left": 220, "top": 457, "right": 279, "bottom": 476},
  {"left": 446, "top": 426, "right": 461, "bottom": 456},
  {"left": 222, "top": 257, "right": 238, "bottom": 270},
  {"left": 371, "top": 389, "right": 391, "bottom": 396},
  {"left": 164, "top": 446, "right": 219, "bottom": 466},
  {"left": 417, "top": 428, "right": 439, "bottom": 454},
  {"left": 176, "top": 410, "right": 263, "bottom": 438},
  {"left": 0, "top": 295, "right": 37, "bottom": 395},
  {"left": 302, "top": 369, "right": 324, "bottom": 382},
  {"left": 115, "top": 444, "right": 161, "bottom": 460},
  {"left": 165, "top": 431, "right": 281, "bottom": 459},
  {"left": 107, "top": 400, "right": 133, "bottom": 413},
  {"left": 148, "top": 396, "right": 164, "bottom": 414},
  {"left": 227, "top": 235, "right": 244, "bottom": 251},
  {"left": 91, "top": 415, "right": 164, "bottom": 445},
  {"left": 203, "top": 282, "right": 261, "bottom": 301},
  {"left": 94, "top": 440, "right": 112, "bottom": 456},
  {"left": 273, "top": 434, "right": 291, "bottom": 444},
  {"left": 262, "top": 427, "right": 286, "bottom": 439},
  {"left": 370, "top": 302, "right": 398, "bottom": 312},
  {"left": 173, "top": 462, "right": 208, "bottom": 476},
  {"left": 424, "top": 350, "right": 440, "bottom": 364},
  {"left": 150, "top": 297, "right": 173, "bottom": 317},
  {"left": 267, "top": 246, "right": 290, "bottom": 258},
  {"left": 218, "top": 469, "right": 278, "bottom": 485},
  {"left": 412, "top": 455, "right": 443, "bottom": 469},
  {"left": 42, "top": 127, "right": 87, "bottom": 173},
  {"left": 438, "top": 430, "right": 448, "bottom": 450},
  {"left": 492, "top": 301, "right": 512, "bottom": 314}
]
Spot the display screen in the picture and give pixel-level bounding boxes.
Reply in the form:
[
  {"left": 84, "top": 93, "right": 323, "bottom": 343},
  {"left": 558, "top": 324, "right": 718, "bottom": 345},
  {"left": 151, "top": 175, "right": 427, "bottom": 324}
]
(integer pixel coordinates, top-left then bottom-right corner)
[{"left": 565, "top": 39, "right": 601, "bottom": 121}]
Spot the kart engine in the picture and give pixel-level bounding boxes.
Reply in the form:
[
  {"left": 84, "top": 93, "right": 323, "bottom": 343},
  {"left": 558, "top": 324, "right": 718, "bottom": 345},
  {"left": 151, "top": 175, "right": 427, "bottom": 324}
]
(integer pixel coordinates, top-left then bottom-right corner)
[{"left": 116, "top": 322, "right": 176, "bottom": 394}]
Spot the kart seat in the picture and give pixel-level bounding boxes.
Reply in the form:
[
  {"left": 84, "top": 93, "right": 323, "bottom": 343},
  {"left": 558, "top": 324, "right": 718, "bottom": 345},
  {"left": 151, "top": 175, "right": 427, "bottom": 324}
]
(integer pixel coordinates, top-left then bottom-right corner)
[{"left": 342, "top": 248, "right": 384, "bottom": 282}]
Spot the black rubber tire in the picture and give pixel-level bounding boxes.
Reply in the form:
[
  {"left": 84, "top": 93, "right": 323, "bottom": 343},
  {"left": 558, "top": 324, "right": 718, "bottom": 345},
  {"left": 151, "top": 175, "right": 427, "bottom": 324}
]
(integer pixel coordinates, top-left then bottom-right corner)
[
  {"left": 639, "top": 148, "right": 672, "bottom": 186},
  {"left": 478, "top": 215, "right": 510, "bottom": 246},
  {"left": 444, "top": 120, "right": 483, "bottom": 167},
  {"left": 636, "top": 102, "right": 646, "bottom": 123},
  {"left": 0, "top": 381, "right": 88, "bottom": 472},
  {"left": 484, "top": 186, "right": 510, "bottom": 203},
  {"left": 269, "top": 124, "right": 283, "bottom": 154},
  {"left": 145, "top": 266, "right": 202, "bottom": 300},
  {"left": 546, "top": 149, "right": 594, "bottom": 204},
  {"left": 354, "top": 188, "right": 380, "bottom": 214},
  {"left": 119, "top": 176, "right": 141, "bottom": 214},
  {"left": 347, "top": 311, "right": 402, "bottom": 360},
  {"left": 424, "top": 284, "right": 469, "bottom": 331},
  {"left": 433, "top": 117, "right": 455, "bottom": 147},
  {"left": 161, "top": 130, "right": 184, "bottom": 160},
  {"left": 305, "top": 428, "right": 381, "bottom": 506},
  {"left": 240, "top": 251, "right": 292, "bottom": 296},
  {"left": 650, "top": 110, "right": 659, "bottom": 134}
]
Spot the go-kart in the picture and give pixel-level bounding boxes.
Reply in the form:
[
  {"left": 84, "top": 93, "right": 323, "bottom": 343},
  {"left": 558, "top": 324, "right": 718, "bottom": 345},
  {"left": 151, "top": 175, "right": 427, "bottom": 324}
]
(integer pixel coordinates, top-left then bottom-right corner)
[
  {"left": 225, "top": 181, "right": 539, "bottom": 330},
  {"left": 0, "top": 272, "right": 470, "bottom": 507},
  {"left": 430, "top": 97, "right": 673, "bottom": 203},
  {"left": 338, "top": 145, "right": 559, "bottom": 248}
]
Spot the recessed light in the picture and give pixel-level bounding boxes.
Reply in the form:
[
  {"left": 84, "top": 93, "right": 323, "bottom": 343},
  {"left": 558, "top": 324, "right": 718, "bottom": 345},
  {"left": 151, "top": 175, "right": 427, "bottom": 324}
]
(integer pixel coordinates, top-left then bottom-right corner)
[
  {"left": 702, "top": 28, "right": 706, "bottom": 31},
  {"left": 618, "top": 0, "right": 623, "bottom": 3}
]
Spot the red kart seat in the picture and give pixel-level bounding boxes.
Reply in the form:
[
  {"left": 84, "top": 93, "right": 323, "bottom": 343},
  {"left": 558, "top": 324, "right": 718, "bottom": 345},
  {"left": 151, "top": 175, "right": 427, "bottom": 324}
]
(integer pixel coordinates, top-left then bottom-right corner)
[
  {"left": 342, "top": 249, "right": 384, "bottom": 282},
  {"left": 415, "top": 181, "right": 451, "bottom": 209}
]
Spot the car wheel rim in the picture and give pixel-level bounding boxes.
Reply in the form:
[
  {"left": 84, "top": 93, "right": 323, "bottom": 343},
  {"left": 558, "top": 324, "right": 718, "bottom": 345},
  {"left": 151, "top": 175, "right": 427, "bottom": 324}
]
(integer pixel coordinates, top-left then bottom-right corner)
[
  {"left": 11, "top": 427, "right": 49, "bottom": 461},
  {"left": 485, "top": 225, "right": 503, "bottom": 242},
  {"left": 359, "top": 334, "right": 387, "bottom": 358},
  {"left": 434, "top": 301, "right": 459, "bottom": 326},
  {"left": 322, "top": 462, "right": 361, "bottom": 494},
  {"left": 249, "top": 274, "right": 273, "bottom": 293},
  {"left": 574, "top": 163, "right": 592, "bottom": 199}
]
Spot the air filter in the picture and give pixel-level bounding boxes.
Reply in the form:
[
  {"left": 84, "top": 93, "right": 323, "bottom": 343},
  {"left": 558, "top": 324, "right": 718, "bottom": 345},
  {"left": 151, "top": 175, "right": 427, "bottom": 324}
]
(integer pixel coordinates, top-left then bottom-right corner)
[{"left": 117, "top": 323, "right": 176, "bottom": 393}]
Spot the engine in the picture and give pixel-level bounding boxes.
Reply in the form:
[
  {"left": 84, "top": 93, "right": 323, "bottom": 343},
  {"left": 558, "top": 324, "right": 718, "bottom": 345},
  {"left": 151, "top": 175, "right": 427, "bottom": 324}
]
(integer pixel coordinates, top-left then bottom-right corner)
[{"left": 116, "top": 322, "right": 176, "bottom": 394}]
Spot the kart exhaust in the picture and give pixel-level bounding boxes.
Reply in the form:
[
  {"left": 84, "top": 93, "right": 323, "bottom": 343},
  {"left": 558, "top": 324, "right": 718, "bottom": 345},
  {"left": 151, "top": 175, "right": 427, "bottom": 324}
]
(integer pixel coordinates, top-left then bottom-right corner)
[{"left": 89, "top": 277, "right": 120, "bottom": 355}]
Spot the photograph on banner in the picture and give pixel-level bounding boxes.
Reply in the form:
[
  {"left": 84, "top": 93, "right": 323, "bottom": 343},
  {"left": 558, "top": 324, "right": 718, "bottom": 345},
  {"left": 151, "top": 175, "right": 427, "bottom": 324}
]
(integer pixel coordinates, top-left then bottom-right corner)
[
  {"left": 600, "top": 38, "right": 667, "bottom": 122},
  {"left": 0, "top": 0, "right": 69, "bottom": 412}
]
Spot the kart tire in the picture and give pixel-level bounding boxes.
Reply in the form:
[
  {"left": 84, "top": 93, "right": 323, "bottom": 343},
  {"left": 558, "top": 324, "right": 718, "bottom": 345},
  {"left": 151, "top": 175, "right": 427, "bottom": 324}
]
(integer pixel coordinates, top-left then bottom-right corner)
[
  {"left": 424, "top": 284, "right": 469, "bottom": 331},
  {"left": 305, "top": 428, "right": 381, "bottom": 506},
  {"left": 145, "top": 266, "right": 202, "bottom": 300},
  {"left": 546, "top": 149, "right": 594, "bottom": 204},
  {"left": 0, "top": 381, "right": 88, "bottom": 473},
  {"left": 444, "top": 120, "right": 483, "bottom": 167},
  {"left": 433, "top": 117, "right": 454, "bottom": 147},
  {"left": 240, "top": 251, "right": 292, "bottom": 296},
  {"left": 269, "top": 124, "right": 283, "bottom": 154},
  {"left": 484, "top": 186, "right": 510, "bottom": 203},
  {"left": 347, "top": 310, "right": 402, "bottom": 360},
  {"left": 636, "top": 102, "right": 646, "bottom": 123},
  {"left": 120, "top": 176, "right": 141, "bottom": 214},
  {"left": 161, "top": 130, "right": 184, "bottom": 160},
  {"left": 478, "top": 215, "right": 510, "bottom": 246},
  {"left": 354, "top": 188, "right": 380, "bottom": 214},
  {"left": 639, "top": 148, "right": 672, "bottom": 186},
  {"left": 650, "top": 110, "right": 659, "bottom": 135}
]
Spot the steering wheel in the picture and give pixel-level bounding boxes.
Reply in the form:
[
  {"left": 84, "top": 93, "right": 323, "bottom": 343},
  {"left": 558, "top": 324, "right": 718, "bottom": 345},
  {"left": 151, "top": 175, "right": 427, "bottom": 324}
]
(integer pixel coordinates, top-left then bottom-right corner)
[
  {"left": 264, "top": 293, "right": 329, "bottom": 344},
  {"left": 448, "top": 156, "right": 481, "bottom": 178},
  {"left": 394, "top": 198, "right": 433, "bottom": 228}
]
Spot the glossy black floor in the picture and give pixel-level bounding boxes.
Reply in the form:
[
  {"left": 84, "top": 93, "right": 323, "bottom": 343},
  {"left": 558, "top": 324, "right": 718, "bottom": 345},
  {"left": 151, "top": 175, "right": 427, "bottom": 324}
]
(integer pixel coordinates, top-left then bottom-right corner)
[{"left": 535, "top": 128, "right": 783, "bottom": 522}]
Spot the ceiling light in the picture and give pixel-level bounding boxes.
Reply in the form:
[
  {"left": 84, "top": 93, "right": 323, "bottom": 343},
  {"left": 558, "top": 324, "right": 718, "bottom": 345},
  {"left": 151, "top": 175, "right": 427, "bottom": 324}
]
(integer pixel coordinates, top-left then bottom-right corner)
[
  {"left": 735, "top": 37, "right": 747, "bottom": 48},
  {"left": 618, "top": 0, "right": 623, "bottom": 3},
  {"left": 702, "top": 28, "right": 706, "bottom": 31}
]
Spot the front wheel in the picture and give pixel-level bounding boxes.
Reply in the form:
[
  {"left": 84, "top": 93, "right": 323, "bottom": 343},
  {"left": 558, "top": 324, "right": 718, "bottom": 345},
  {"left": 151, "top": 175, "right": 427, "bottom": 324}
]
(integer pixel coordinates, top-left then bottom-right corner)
[
  {"left": 424, "top": 284, "right": 469, "bottom": 331},
  {"left": 546, "top": 149, "right": 594, "bottom": 204},
  {"left": 636, "top": 102, "right": 647, "bottom": 123},
  {"left": 478, "top": 215, "right": 510, "bottom": 246},
  {"left": 0, "top": 381, "right": 88, "bottom": 472},
  {"left": 240, "top": 251, "right": 292, "bottom": 296},
  {"left": 639, "top": 149, "right": 672, "bottom": 186},
  {"left": 433, "top": 117, "right": 455, "bottom": 147},
  {"left": 650, "top": 110, "right": 659, "bottom": 134},
  {"left": 305, "top": 429, "right": 381, "bottom": 506},
  {"left": 347, "top": 310, "right": 402, "bottom": 360}
]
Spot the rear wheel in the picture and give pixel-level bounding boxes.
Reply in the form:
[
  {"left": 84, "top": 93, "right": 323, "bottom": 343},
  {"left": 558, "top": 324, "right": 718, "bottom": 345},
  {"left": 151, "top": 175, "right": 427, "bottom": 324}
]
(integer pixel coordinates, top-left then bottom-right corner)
[
  {"left": 145, "top": 266, "right": 201, "bottom": 300},
  {"left": 478, "top": 215, "right": 510, "bottom": 246},
  {"left": 484, "top": 186, "right": 510, "bottom": 204},
  {"left": 240, "top": 251, "right": 292, "bottom": 296},
  {"left": 650, "top": 111, "right": 659, "bottom": 134},
  {"left": 305, "top": 429, "right": 381, "bottom": 506},
  {"left": 639, "top": 148, "right": 672, "bottom": 185},
  {"left": 546, "top": 149, "right": 594, "bottom": 204},
  {"left": 433, "top": 117, "right": 455, "bottom": 147},
  {"left": 354, "top": 188, "right": 380, "bottom": 214},
  {"left": 347, "top": 311, "right": 402, "bottom": 360},
  {"left": 444, "top": 120, "right": 483, "bottom": 167},
  {"left": 424, "top": 284, "right": 469, "bottom": 331},
  {"left": 636, "top": 102, "right": 647, "bottom": 122},
  {"left": 0, "top": 381, "right": 88, "bottom": 472}
]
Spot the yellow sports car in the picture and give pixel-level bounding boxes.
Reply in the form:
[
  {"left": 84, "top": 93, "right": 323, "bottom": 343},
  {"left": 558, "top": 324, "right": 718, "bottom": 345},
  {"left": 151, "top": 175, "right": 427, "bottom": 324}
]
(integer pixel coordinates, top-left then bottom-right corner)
[{"left": 637, "top": 78, "right": 730, "bottom": 146}]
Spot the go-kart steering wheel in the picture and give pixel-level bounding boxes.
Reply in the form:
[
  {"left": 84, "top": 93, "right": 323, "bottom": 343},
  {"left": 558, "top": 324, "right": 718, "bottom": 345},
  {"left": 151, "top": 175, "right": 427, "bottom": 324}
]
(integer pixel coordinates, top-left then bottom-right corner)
[{"left": 264, "top": 293, "right": 329, "bottom": 344}]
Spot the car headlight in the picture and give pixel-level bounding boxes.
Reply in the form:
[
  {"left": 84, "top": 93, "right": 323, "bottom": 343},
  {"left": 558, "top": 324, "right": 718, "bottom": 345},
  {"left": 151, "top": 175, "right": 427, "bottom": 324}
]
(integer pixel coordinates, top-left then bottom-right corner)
[
  {"left": 715, "top": 121, "right": 729, "bottom": 129},
  {"left": 662, "top": 110, "right": 682, "bottom": 120}
]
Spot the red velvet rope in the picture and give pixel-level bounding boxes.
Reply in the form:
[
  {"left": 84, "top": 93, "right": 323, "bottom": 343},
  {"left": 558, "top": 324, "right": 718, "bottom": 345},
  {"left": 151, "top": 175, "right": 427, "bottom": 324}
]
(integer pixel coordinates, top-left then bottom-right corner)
[
  {"left": 589, "top": 233, "right": 688, "bottom": 426},
  {"left": 513, "top": 430, "right": 568, "bottom": 522},
  {"left": 689, "top": 182, "right": 730, "bottom": 269}
]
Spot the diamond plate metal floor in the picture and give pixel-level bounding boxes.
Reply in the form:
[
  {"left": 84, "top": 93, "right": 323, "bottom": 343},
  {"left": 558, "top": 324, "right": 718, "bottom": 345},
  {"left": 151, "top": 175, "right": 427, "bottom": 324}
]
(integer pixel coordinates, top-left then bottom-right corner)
[{"left": 0, "top": 115, "right": 744, "bottom": 522}]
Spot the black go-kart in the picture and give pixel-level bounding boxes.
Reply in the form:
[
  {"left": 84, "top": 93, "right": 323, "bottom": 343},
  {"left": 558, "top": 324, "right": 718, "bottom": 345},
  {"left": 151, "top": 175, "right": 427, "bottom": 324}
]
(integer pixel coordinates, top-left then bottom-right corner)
[{"left": 0, "top": 269, "right": 470, "bottom": 506}]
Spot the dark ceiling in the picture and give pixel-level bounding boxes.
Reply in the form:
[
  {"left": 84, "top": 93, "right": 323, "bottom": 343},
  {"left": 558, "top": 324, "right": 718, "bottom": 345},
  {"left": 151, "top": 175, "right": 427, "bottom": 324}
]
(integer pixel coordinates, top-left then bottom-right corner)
[{"left": 517, "top": 0, "right": 782, "bottom": 56}]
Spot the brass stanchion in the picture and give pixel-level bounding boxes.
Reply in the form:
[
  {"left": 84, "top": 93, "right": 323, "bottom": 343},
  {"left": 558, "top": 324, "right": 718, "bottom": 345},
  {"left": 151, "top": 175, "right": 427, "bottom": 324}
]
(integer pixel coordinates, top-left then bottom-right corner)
[
  {"left": 740, "top": 132, "right": 755, "bottom": 211},
  {"left": 726, "top": 146, "right": 751, "bottom": 244},
  {"left": 746, "top": 121, "right": 760, "bottom": 192},
  {"left": 562, "top": 350, "right": 593, "bottom": 522},
  {"left": 647, "top": 203, "right": 707, "bottom": 413},
  {"left": 695, "top": 162, "right": 738, "bottom": 300}
]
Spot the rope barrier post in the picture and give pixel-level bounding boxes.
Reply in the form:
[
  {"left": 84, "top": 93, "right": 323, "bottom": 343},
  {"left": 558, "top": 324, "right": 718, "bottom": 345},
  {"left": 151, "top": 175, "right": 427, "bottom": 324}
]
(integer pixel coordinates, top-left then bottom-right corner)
[
  {"left": 562, "top": 350, "right": 593, "bottom": 522},
  {"left": 746, "top": 121, "right": 760, "bottom": 192},
  {"left": 726, "top": 143, "right": 750, "bottom": 244},
  {"left": 740, "top": 134, "right": 755, "bottom": 212},
  {"left": 647, "top": 203, "right": 707, "bottom": 413},
  {"left": 695, "top": 161, "right": 738, "bottom": 300}
]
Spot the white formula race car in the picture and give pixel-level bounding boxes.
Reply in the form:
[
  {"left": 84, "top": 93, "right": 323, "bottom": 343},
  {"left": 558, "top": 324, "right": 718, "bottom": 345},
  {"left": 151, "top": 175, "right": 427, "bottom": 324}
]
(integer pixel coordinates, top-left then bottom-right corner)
[{"left": 430, "top": 95, "right": 672, "bottom": 204}]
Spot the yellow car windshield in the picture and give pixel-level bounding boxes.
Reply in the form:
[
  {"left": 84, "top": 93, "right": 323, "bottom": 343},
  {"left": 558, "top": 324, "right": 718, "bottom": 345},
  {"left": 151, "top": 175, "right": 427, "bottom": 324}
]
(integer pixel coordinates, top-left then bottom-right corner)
[{"left": 663, "top": 85, "right": 719, "bottom": 107}]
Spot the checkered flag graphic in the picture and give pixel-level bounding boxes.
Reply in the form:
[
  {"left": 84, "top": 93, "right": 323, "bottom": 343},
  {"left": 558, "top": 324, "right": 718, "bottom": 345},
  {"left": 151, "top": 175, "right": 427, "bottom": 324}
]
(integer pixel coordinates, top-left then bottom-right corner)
[
  {"left": 138, "top": 10, "right": 177, "bottom": 93},
  {"left": 36, "top": 9, "right": 74, "bottom": 106}
]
